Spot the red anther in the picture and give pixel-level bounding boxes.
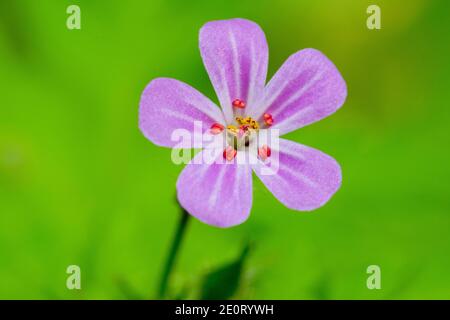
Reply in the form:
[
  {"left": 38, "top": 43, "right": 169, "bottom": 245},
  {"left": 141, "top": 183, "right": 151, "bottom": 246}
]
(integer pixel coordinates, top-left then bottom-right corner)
[
  {"left": 258, "top": 145, "right": 271, "bottom": 160},
  {"left": 232, "top": 99, "right": 246, "bottom": 108},
  {"left": 266, "top": 146, "right": 271, "bottom": 157},
  {"left": 210, "top": 123, "right": 225, "bottom": 134},
  {"left": 223, "top": 146, "right": 237, "bottom": 161},
  {"left": 258, "top": 144, "right": 272, "bottom": 161},
  {"left": 263, "top": 113, "right": 273, "bottom": 126}
]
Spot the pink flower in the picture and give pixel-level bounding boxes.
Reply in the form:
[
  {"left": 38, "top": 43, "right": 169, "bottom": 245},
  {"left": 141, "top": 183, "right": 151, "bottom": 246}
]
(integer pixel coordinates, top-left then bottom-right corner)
[{"left": 139, "top": 18, "right": 347, "bottom": 228}]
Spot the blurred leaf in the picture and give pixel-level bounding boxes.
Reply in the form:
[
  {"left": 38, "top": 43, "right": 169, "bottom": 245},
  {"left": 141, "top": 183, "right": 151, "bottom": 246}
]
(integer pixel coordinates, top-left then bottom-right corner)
[
  {"left": 173, "top": 283, "right": 191, "bottom": 300},
  {"left": 0, "top": 0, "right": 33, "bottom": 60},
  {"left": 310, "top": 273, "right": 331, "bottom": 300},
  {"left": 200, "top": 242, "right": 251, "bottom": 300},
  {"left": 115, "top": 277, "right": 143, "bottom": 300}
]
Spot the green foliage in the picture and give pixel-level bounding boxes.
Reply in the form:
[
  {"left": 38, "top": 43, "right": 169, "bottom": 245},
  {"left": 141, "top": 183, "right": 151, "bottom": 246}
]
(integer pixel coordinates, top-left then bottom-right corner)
[{"left": 200, "top": 243, "right": 250, "bottom": 300}]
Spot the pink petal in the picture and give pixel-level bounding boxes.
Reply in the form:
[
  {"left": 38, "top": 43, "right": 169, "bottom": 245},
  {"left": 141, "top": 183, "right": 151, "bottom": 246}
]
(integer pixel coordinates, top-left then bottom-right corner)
[
  {"left": 139, "top": 78, "right": 225, "bottom": 148},
  {"left": 255, "top": 49, "right": 347, "bottom": 135},
  {"left": 252, "top": 139, "right": 342, "bottom": 211},
  {"left": 199, "top": 18, "right": 268, "bottom": 124},
  {"left": 176, "top": 149, "right": 253, "bottom": 228}
]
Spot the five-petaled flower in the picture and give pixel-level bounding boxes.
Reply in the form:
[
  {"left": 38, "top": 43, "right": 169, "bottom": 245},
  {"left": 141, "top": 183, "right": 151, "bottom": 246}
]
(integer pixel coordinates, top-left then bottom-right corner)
[{"left": 139, "top": 18, "right": 347, "bottom": 228}]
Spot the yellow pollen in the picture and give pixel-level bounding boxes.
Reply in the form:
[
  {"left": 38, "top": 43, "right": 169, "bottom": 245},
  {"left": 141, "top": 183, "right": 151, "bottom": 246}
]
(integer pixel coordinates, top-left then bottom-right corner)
[
  {"left": 235, "top": 116, "right": 260, "bottom": 130},
  {"left": 225, "top": 116, "right": 260, "bottom": 150}
]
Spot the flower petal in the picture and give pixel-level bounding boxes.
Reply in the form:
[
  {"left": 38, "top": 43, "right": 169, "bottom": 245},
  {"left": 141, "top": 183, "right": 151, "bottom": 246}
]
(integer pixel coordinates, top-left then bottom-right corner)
[
  {"left": 255, "top": 49, "right": 347, "bottom": 135},
  {"left": 252, "top": 139, "right": 342, "bottom": 211},
  {"left": 176, "top": 149, "right": 253, "bottom": 228},
  {"left": 199, "top": 18, "right": 268, "bottom": 124},
  {"left": 139, "top": 78, "right": 225, "bottom": 148}
]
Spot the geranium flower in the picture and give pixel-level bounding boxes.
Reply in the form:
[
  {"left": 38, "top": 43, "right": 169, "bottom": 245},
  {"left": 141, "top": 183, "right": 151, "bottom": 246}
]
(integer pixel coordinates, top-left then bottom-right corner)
[{"left": 139, "top": 18, "right": 347, "bottom": 227}]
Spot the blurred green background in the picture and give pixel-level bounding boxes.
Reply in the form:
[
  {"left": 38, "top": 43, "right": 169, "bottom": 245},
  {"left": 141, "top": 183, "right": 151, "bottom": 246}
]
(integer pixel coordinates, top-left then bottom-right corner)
[{"left": 1, "top": 0, "right": 449, "bottom": 299}]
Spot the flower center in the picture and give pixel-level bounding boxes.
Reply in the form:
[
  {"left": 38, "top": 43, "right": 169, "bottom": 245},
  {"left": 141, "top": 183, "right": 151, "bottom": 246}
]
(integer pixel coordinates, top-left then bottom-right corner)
[
  {"left": 210, "top": 98, "right": 275, "bottom": 162},
  {"left": 226, "top": 116, "right": 259, "bottom": 150}
]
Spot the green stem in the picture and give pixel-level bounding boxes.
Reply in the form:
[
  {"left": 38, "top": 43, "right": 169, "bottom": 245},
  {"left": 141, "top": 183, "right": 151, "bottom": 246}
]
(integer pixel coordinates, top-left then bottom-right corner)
[{"left": 157, "top": 208, "right": 190, "bottom": 299}]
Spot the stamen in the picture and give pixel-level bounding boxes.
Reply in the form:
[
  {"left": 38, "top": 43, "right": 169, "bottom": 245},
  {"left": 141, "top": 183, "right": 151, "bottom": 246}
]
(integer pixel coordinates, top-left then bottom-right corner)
[
  {"left": 236, "top": 116, "right": 259, "bottom": 130},
  {"left": 226, "top": 124, "right": 238, "bottom": 135},
  {"left": 226, "top": 116, "right": 259, "bottom": 150},
  {"left": 232, "top": 99, "right": 246, "bottom": 109},
  {"left": 263, "top": 113, "right": 273, "bottom": 126},
  {"left": 258, "top": 144, "right": 272, "bottom": 161},
  {"left": 223, "top": 146, "right": 237, "bottom": 161},
  {"left": 210, "top": 123, "right": 225, "bottom": 134}
]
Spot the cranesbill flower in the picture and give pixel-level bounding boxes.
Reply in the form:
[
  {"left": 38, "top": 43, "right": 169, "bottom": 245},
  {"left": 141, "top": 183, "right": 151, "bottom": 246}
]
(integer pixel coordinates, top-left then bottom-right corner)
[{"left": 139, "top": 18, "right": 347, "bottom": 227}]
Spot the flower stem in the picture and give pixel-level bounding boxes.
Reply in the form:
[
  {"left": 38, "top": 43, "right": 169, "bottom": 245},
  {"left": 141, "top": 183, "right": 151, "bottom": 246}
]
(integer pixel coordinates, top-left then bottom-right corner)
[{"left": 157, "top": 208, "right": 190, "bottom": 299}]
